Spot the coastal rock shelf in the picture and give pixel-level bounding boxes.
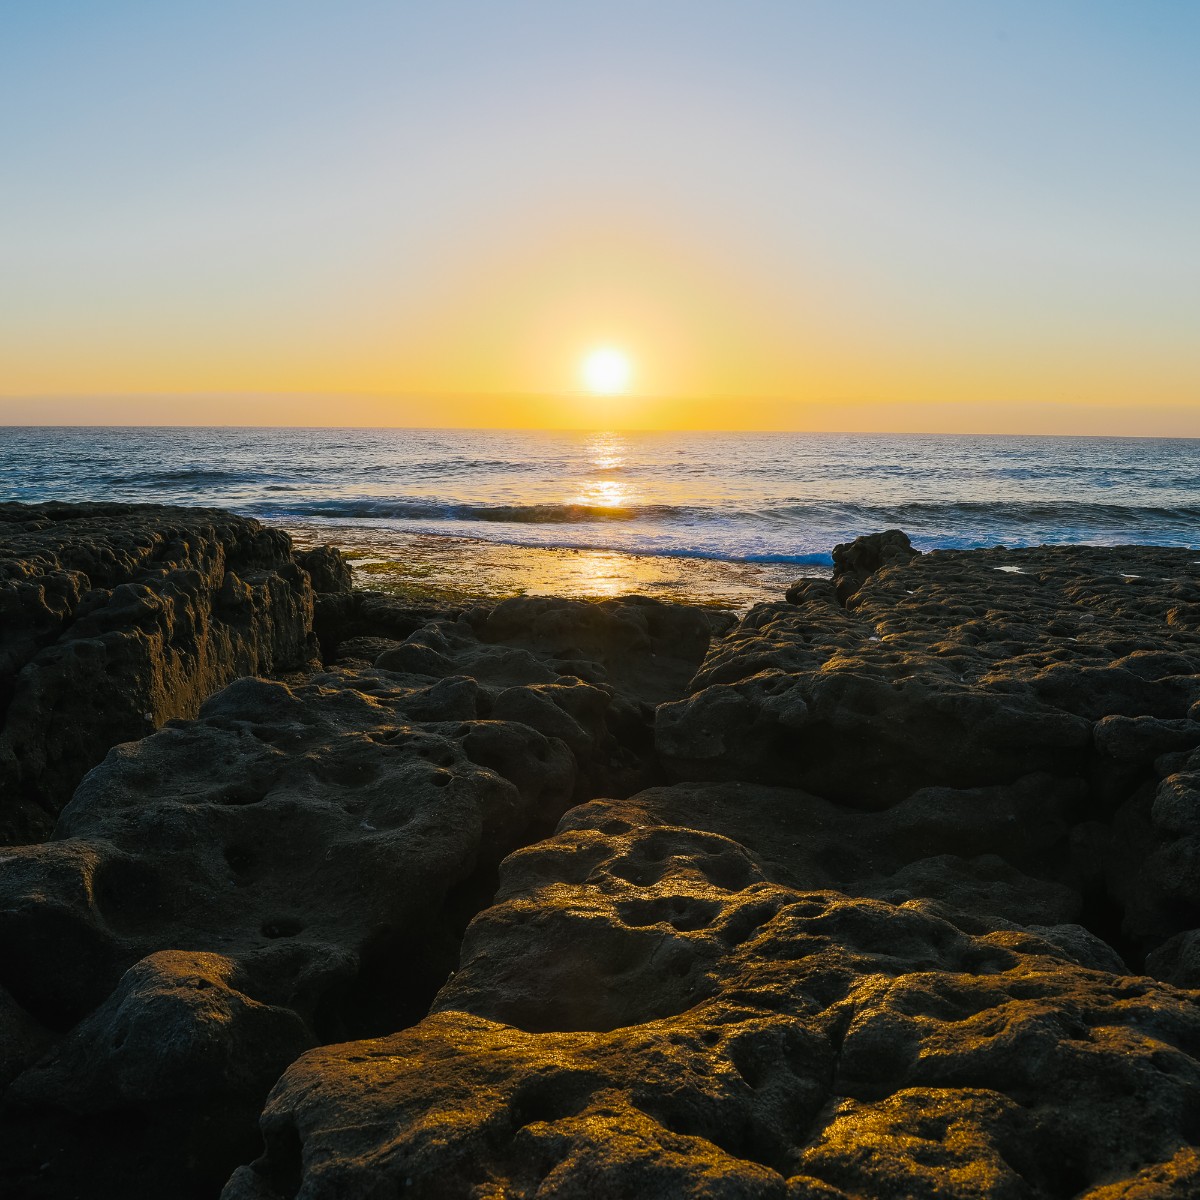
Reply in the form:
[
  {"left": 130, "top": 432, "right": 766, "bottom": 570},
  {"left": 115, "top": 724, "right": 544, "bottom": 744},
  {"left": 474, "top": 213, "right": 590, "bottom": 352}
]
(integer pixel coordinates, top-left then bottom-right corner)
[
  {"left": 1, "top": 512, "right": 1199, "bottom": 1199},
  {"left": 660, "top": 539, "right": 1200, "bottom": 805},
  {"left": 0, "top": 554, "right": 723, "bottom": 1197},
  {"left": 228, "top": 789, "right": 1200, "bottom": 1199},
  {"left": 228, "top": 535, "right": 1200, "bottom": 1200},
  {"left": 661, "top": 535, "right": 1200, "bottom": 967},
  {"left": 0, "top": 503, "right": 327, "bottom": 843}
]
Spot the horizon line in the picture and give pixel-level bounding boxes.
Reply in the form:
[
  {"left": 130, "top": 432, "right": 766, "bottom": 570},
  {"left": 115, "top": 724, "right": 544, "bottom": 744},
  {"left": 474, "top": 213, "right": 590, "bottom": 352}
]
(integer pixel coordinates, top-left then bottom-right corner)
[{"left": 0, "top": 423, "right": 1197, "bottom": 442}]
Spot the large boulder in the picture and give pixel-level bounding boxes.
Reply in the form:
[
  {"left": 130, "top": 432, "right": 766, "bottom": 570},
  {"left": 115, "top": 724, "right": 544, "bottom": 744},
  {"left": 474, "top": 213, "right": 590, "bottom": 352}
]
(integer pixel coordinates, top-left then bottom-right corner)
[
  {"left": 831, "top": 527, "right": 920, "bottom": 605},
  {"left": 291, "top": 544, "right": 353, "bottom": 595},
  {"left": 0, "top": 502, "right": 325, "bottom": 842},
  {"left": 4, "top": 951, "right": 312, "bottom": 1200}
]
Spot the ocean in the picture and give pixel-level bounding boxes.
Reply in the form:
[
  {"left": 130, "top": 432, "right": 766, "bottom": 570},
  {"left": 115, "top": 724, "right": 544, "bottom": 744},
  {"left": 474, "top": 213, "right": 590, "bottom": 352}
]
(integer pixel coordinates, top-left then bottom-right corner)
[{"left": 3, "top": 426, "right": 1197, "bottom": 605}]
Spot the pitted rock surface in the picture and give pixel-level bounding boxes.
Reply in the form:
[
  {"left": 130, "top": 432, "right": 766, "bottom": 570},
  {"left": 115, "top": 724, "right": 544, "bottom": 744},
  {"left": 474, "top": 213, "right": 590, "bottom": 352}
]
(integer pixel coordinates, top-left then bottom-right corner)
[
  {"left": 226, "top": 790, "right": 1200, "bottom": 1200},
  {"left": 5, "top": 528, "right": 1200, "bottom": 1200},
  {"left": 0, "top": 666, "right": 582, "bottom": 1198},
  {"left": 659, "top": 545, "right": 1200, "bottom": 804},
  {"left": 322, "top": 591, "right": 728, "bottom": 704},
  {"left": 325, "top": 593, "right": 729, "bottom": 800},
  {"left": 0, "top": 502, "right": 324, "bottom": 842}
]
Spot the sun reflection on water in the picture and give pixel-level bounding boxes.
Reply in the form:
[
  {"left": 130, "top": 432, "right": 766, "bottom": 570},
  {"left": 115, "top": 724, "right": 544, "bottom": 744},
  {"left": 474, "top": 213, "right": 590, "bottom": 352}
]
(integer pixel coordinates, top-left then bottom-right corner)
[
  {"left": 575, "top": 433, "right": 631, "bottom": 510},
  {"left": 570, "top": 549, "right": 625, "bottom": 597},
  {"left": 295, "top": 526, "right": 806, "bottom": 609},
  {"left": 288, "top": 427, "right": 815, "bottom": 608},
  {"left": 578, "top": 478, "right": 627, "bottom": 509}
]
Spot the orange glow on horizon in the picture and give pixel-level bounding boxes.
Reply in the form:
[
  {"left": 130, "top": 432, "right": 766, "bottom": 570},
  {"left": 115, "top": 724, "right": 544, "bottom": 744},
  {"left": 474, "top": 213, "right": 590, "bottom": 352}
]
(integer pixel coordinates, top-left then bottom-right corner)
[
  {"left": 2, "top": 214, "right": 1197, "bottom": 436},
  {"left": 4, "top": 7, "right": 1197, "bottom": 439}
]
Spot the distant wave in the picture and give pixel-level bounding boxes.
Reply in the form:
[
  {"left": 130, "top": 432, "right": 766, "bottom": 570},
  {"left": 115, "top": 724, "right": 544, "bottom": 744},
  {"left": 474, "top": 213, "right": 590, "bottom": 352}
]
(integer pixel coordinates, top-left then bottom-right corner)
[
  {"left": 106, "top": 468, "right": 252, "bottom": 486},
  {"left": 357, "top": 458, "right": 539, "bottom": 475},
  {"left": 770, "top": 499, "right": 1200, "bottom": 530},
  {"left": 241, "top": 494, "right": 1200, "bottom": 568},
  {"left": 8, "top": 426, "right": 1198, "bottom": 575},
  {"left": 244, "top": 498, "right": 692, "bottom": 524},
  {"left": 544, "top": 545, "right": 837, "bottom": 566},
  {"left": 247, "top": 495, "right": 1200, "bottom": 533}
]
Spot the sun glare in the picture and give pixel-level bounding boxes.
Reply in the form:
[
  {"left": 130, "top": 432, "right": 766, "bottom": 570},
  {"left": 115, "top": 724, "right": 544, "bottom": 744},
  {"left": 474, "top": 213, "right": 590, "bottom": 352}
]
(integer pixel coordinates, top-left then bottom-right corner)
[{"left": 581, "top": 348, "right": 632, "bottom": 396}]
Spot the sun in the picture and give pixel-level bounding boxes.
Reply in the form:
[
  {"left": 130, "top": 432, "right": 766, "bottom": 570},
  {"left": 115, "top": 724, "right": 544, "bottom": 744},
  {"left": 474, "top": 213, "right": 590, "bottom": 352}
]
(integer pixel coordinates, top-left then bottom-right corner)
[{"left": 581, "top": 347, "right": 632, "bottom": 396}]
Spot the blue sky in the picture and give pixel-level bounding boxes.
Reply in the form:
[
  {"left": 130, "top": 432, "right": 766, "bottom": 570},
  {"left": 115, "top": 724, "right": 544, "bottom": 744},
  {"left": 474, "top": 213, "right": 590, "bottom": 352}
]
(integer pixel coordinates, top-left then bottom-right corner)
[{"left": 2, "top": 2, "right": 1197, "bottom": 430}]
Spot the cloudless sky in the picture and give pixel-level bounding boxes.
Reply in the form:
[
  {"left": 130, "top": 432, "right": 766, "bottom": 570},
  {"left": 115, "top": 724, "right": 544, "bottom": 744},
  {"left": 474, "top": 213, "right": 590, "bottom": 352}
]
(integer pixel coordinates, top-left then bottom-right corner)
[{"left": 1, "top": 1, "right": 1197, "bottom": 431}]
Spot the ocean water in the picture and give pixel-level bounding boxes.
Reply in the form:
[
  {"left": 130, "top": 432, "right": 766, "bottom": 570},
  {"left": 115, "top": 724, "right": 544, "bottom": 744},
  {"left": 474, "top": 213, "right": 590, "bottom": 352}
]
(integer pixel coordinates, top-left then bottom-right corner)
[{"left": 2, "top": 427, "right": 1197, "bottom": 568}]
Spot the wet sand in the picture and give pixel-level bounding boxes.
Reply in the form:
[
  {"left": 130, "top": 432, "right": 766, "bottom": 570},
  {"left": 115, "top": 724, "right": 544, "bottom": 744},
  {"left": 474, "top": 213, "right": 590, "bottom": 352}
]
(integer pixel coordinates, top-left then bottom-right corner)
[{"left": 284, "top": 525, "right": 815, "bottom": 609}]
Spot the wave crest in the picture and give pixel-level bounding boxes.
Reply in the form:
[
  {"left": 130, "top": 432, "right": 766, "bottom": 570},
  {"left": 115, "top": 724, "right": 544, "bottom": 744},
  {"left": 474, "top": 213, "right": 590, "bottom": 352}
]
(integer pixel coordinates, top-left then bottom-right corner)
[{"left": 247, "top": 495, "right": 1200, "bottom": 531}]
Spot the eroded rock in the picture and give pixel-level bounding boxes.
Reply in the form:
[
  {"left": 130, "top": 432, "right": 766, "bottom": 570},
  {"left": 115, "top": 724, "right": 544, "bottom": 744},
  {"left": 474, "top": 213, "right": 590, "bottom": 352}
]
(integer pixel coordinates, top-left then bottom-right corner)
[
  {"left": 228, "top": 788, "right": 1200, "bottom": 1199},
  {"left": 0, "top": 502, "right": 325, "bottom": 842},
  {"left": 326, "top": 595, "right": 730, "bottom": 801},
  {"left": 0, "top": 665, "right": 580, "bottom": 1197},
  {"left": 6, "top": 532, "right": 1200, "bottom": 1199},
  {"left": 831, "top": 527, "right": 920, "bottom": 605},
  {"left": 660, "top": 546, "right": 1200, "bottom": 805}
]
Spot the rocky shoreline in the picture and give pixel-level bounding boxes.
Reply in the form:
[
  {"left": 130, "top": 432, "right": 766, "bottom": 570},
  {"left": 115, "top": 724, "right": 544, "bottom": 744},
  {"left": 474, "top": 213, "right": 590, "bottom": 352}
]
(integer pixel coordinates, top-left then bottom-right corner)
[{"left": 2, "top": 502, "right": 1199, "bottom": 1198}]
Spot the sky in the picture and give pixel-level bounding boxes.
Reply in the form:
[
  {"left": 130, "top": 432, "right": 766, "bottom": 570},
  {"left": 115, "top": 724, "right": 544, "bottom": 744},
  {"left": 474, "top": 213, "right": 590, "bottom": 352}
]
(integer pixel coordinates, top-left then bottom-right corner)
[{"left": 1, "top": 1, "right": 1198, "bottom": 432}]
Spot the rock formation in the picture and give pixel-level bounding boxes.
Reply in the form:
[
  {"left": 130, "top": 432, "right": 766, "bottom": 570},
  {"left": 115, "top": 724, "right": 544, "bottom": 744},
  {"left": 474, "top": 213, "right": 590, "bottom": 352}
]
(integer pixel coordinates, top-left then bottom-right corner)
[
  {"left": 0, "top": 567, "right": 721, "bottom": 1198},
  {"left": 3, "top": 514, "right": 1200, "bottom": 1199},
  {"left": 0, "top": 664, "right": 582, "bottom": 1197},
  {"left": 227, "top": 787, "right": 1200, "bottom": 1198},
  {"left": 0, "top": 503, "right": 338, "bottom": 842},
  {"left": 660, "top": 537, "right": 1200, "bottom": 806},
  {"left": 228, "top": 538, "right": 1200, "bottom": 1199}
]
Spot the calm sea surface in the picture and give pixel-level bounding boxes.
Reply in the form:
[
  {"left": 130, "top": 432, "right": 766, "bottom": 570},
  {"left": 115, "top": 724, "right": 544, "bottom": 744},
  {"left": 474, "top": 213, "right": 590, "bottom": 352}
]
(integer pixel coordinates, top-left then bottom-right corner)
[{"left": 2, "top": 428, "right": 1199, "bottom": 575}]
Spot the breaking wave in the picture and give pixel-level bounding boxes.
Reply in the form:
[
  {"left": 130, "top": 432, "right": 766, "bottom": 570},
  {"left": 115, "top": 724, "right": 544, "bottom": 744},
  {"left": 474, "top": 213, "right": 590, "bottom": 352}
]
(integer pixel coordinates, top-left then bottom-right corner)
[{"left": 6, "top": 427, "right": 1198, "bottom": 566}]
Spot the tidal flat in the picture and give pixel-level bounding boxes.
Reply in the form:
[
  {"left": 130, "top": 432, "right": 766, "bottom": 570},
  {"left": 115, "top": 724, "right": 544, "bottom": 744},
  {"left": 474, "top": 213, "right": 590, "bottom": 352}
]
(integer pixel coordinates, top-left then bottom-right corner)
[{"left": 288, "top": 524, "right": 809, "bottom": 609}]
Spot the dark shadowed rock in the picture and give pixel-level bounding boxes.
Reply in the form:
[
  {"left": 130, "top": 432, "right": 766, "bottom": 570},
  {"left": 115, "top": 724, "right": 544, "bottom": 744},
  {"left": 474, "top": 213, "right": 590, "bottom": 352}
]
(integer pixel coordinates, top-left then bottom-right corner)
[
  {"left": 291, "top": 544, "right": 353, "bottom": 595},
  {"left": 1148, "top": 930, "right": 1200, "bottom": 989},
  {"left": 830, "top": 527, "right": 919, "bottom": 605},
  {"left": 466, "top": 594, "right": 733, "bottom": 706},
  {"left": 310, "top": 589, "right": 461, "bottom": 662},
  {"left": 10, "top": 950, "right": 311, "bottom": 1113},
  {"left": 0, "top": 985, "right": 52, "bottom": 1091},
  {"left": 0, "top": 502, "right": 317, "bottom": 842},
  {"left": 1104, "top": 741, "right": 1200, "bottom": 961},
  {"left": 2, "top": 951, "right": 313, "bottom": 1200},
  {"left": 322, "top": 594, "right": 730, "bottom": 801}
]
